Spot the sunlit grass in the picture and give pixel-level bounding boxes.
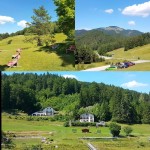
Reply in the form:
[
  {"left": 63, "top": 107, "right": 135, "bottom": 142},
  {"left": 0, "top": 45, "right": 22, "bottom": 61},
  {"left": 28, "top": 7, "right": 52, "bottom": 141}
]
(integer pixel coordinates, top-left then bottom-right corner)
[
  {"left": 0, "top": 34, "right": 75, "bottom": 71},
  {"left": 2, "top": 114, "right": 150, "bottom": 150},
  {"left": 107, "top": 44, "right": 150, "bottom": 60}
]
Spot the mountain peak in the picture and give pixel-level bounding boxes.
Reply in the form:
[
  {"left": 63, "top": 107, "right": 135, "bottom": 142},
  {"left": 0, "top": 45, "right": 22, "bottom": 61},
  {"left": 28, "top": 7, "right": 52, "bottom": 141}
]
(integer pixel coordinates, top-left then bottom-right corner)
[
  {"left": 76, "top": 26, "right": 143, "bottom": 37},
  {"left": 105, "top": 26, "right": 124, "bottom": 32}
]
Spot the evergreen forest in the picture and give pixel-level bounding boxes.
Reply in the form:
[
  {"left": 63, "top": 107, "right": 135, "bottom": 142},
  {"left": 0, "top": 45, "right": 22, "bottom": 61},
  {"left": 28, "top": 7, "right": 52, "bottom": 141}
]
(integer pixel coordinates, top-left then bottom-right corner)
[
  {"left": 75, "top": 28, "right": 150, "bottom": 64},
  {"left": 2, "top": 73, "right": 150, "bottom": 124}
]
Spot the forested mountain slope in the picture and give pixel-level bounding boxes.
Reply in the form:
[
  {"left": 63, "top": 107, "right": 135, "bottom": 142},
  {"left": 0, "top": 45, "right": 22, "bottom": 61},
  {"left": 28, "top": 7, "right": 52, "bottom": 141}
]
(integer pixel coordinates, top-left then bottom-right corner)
[
  {"left": 75, "top": 26, "right": 150, "bottom": 62},
  {"left": 76, "top": 26, "right": 143, "bottom": 37},
  {"left": 2, "top": 73, "right": 150, "bottom": 124}
]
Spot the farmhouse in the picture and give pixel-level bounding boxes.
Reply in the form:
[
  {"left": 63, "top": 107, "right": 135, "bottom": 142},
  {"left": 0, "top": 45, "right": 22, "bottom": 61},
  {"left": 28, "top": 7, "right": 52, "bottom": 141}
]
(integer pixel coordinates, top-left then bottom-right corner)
[
  {"left": 32, "top": 107, "right": 55, "bottom": 116},
  {"left": 80, "top": 113, "right": 94, "bottom": 122}
]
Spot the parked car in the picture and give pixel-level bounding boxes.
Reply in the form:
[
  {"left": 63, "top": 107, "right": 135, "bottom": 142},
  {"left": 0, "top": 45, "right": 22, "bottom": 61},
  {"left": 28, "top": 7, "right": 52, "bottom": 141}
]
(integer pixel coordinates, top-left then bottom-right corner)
[
  {"left": 123, "top": 62, "right": 129, "bottom": 68},
  {"left": 127, "top": 61, "right": 135, "bottom": 66},
  {"left": 105, "top": 65, "right": 118, "bottom": 71},
  {"left": 124, "top": 61, "right": 135, "bottom": 67},
  {"left": 117, "top": 63, "right": 125, "bottom": 69}
]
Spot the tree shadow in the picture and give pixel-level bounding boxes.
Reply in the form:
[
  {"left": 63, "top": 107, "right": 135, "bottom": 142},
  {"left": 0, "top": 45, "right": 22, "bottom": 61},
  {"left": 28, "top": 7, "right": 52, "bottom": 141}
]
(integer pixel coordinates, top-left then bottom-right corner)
[
  {"left": 22, "top": 47, "right": 31, "bottom": 50},
  {"left": 118, "top": 135, "right": 126, "bottom": 138},
  {"left": 0, "top": 65, "right": 8, "bottom": 71},
  {"left": 33, "top": 42, "right": 75, "bottom": 68},
  {"left": 128, "top": 135, "right": 137, "bottom": 137}
]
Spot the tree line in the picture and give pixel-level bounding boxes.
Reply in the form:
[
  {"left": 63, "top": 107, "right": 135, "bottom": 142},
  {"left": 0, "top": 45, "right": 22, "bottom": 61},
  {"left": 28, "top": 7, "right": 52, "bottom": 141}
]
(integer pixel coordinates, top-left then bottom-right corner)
[
  {"left": 2, "top": 73, "right": 150, "bottom": 124},
  {"left": 124, "top": 33, "right": 150, "bottom": 51}
]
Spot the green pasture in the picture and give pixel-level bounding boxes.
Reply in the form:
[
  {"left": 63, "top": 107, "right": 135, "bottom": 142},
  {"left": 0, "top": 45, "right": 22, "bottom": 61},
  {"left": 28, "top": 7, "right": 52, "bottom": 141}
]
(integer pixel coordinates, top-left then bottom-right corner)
[
  {"left": 0, "top": 34, "right": 75, "bottom": 71},
  {"left": 75, "top": 62, "right": 106, "bottom": 70},
  {"left": 107, "top": 44, "right": 150, "bottom": 60},
  {"left": 2, "top": 114, "right": 150, "bottom": 150}
]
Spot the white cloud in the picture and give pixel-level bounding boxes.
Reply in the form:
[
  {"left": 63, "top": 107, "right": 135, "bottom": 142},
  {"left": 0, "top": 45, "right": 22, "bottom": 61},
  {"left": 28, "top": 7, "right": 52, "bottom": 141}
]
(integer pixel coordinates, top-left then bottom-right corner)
[
  {"left": 128, "top": 21, "right": 136, "bottom": 26},
  {"left": 105, "top": 9, "right": 114, "bottom": 14},
  {"left": 17, "top": 20, "right": 28, "bottom": 28},
  {"left": 122, "top": 1, "right": 150, "bottom": 17},
  {"left": 63, "top": 75, "right": 78, "bottom": 80},
  {"left": 0, "top": 16, "right": 15, "bottom": 24},
  {"left": 121, "top": 80, "right": 148, "bottom": 88}
]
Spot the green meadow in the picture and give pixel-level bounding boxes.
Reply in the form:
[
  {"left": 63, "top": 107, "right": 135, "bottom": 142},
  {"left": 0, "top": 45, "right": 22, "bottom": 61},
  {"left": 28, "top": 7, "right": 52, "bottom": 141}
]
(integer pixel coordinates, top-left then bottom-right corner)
[
  {"left": 0, "top": 34, "right": 75, "bottom": 71},
  {"left": 2, "top": 113, "right": 150, "bottom": 150},
  {"left": 107, "top": 44, "right": 150, "bottom": 60}
]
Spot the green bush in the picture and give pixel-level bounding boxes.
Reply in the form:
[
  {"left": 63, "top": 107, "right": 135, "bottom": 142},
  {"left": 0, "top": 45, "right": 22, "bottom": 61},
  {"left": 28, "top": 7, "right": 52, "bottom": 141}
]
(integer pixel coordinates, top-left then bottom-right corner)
[
  {"left": 123, "top": 126, "right": 133, "bottom": 136},
  {"left": 71, "top": 121, "right": 96, "bottom": 127},
  {"left": 109, "top": 122, "right": 121, "bottom": 137},
  {"left": 64, "top": 121, "right": 69, "bottom": 127},
  {"left": 7, "top": 40, "right": 12, "bottom": 44}
]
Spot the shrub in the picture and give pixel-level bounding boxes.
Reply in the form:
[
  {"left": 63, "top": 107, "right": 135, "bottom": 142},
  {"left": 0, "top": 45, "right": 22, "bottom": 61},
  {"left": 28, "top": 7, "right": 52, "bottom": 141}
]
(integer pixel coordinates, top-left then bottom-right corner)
[
  {"left": 8, "top": 116, "right": 12, "bottom": 119},
  {"left": 1, "top": 131, "right": 16, "bottom": 149},
  {"left": 109, "top": 122, "right": 121, "bottom": 137},
  {"left": 123, "top": 126, "right": 133, "bottom": 136},
  {"left": 71, "top": 121, "right": 96, "bottom": 127},
  {"left": 63, "top": 121, "right": 69, "bottom": 127},
  {"left": 7, "top": 40, "right": 12, "bottom": 44}
]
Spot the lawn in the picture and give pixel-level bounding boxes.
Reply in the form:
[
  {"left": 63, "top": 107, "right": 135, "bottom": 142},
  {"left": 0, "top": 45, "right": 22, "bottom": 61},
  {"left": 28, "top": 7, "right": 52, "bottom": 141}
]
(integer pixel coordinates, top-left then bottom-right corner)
[
  {"left": 0, "top": 34, "right": 75, "bottom": 71},
  {"left": 2, "top": 113, "right": 150, "bottom": 150},
  {"left": 75, "top": 62, "right": 106, "bottom": 70},
  {"left": 107, "top": 44, "right": 150, "bottom": 60}
]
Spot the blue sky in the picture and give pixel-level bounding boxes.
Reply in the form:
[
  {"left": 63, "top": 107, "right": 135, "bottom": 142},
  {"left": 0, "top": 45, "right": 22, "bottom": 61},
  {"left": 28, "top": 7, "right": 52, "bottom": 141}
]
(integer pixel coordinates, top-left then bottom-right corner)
[
  {"left": 0, "top": 0, "right": 57, "bottom": 33},
  {"left": 76, "top": 0, "right": 150, "bottom": 32},
  {"left": 3, "top": 71, "right": 150, "bottom": 94}
]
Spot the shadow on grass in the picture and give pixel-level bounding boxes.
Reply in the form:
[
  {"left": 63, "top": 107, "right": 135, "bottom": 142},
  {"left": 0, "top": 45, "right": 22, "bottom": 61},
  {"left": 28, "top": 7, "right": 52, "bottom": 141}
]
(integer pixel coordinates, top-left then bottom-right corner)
[
  {"left": 0, "top": 65, "right": 8, "bottom": 71},
  {"left": 34, "top": 42, "right": 75, "bottom": 68},
  {"left": 128, "top": 135, "right": 137, "bottom": 137},
  {"left": 118, "top": 135, "right": 127, "bottom": 138},
  {"left": 22, "top": 47, "right": 31, "bottom": 50}
]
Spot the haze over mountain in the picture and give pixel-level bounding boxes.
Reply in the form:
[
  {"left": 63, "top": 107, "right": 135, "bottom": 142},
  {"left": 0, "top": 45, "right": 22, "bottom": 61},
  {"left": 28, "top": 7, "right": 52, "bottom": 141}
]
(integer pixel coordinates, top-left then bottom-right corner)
[{"left": 76, "top": 26, "right": 143, "bottom": 37}]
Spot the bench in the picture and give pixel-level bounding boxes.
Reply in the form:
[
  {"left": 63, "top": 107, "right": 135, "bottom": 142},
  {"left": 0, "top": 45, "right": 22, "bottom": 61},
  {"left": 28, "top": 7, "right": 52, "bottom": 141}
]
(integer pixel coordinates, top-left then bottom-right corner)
[
  {"left": 12, "top": 53, "right": 21, "bottom": 59},
  {"left": 7, "top": 59, "right": 18, "bottom": 67}
]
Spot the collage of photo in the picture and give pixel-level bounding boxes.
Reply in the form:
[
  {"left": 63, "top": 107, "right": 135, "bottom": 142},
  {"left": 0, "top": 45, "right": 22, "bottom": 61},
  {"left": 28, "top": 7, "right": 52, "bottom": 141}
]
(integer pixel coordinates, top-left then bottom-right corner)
[{"left": 1, "top": 0, "right": 150, "bottom": 150}]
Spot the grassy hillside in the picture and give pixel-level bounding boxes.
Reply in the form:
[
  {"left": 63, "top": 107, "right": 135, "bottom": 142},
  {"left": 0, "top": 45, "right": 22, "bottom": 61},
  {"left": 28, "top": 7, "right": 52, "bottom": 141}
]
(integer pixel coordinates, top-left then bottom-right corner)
[
  {"left": 0, "top": 34, "right": 75, "bottom": 71},
  {"left": 76, "top": 44, "right": 150, "bottom": 70},
  {"left": 107, "top": 44, "right": 150, "bottom": 60},
  {"left": 2, "top": 113, "right": 150, "bottom": 150}
]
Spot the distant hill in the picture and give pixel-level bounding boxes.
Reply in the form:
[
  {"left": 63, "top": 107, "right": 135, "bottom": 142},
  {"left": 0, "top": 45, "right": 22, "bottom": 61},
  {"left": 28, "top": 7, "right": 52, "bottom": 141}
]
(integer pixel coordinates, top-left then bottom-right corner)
[
  {"left": 96, "top": 26, "right": 143, "bottom": 37},
  {"left": 75, "top": 28, "right": 126, "bottom": 54},
  {"left": 76, "top": 26, "right": 143, "bottom": 37},
  {"left": 75, "top": 26, "right": 150, "bottom": 55}
]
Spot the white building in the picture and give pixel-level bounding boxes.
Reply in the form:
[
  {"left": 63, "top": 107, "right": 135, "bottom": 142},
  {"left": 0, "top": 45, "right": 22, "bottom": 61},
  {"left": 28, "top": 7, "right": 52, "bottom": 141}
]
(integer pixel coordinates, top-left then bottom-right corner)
[
  {"left": 80, "top": 113, "right": 94, "bottom": 122},
  {"left": 32, "top": 107, "right": 55, "bottom": 116}
]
